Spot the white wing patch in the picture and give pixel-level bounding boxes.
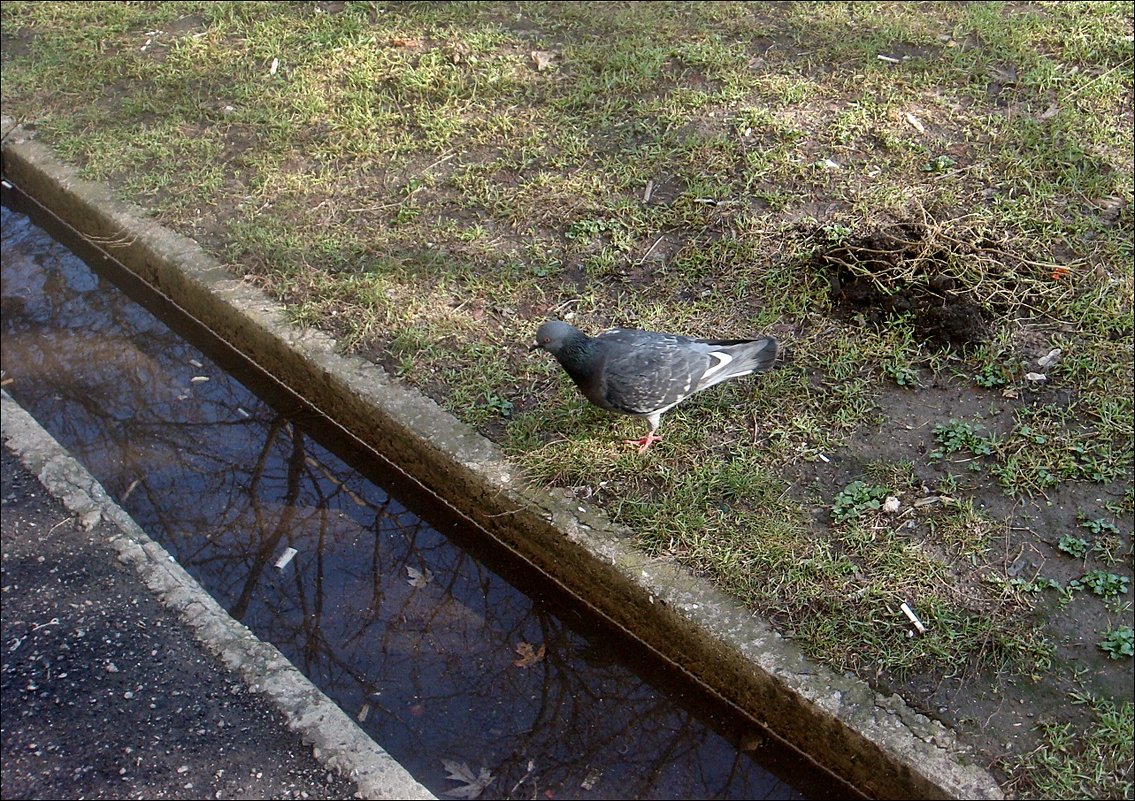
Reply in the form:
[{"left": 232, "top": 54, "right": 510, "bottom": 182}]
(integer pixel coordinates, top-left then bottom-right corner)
[{"left": 701, "top": 350, "right": 734, "bottom": 380}]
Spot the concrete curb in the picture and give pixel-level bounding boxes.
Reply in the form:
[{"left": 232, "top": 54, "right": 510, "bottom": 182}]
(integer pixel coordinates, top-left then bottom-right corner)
[
  {"left": 1, "top": 115, "right": 1004, "bottom": 800},
  {"left": 0, "top": 390, "right": 437, "bottom": 800}
]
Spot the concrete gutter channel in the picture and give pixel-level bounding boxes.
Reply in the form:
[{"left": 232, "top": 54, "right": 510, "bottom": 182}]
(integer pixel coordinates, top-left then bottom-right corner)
[
  {"left": 0, "top": 117, "right": 1004, "bottom": 801},
  {"left": 0, "top": 393, "right": 437, "bottom": 801}
]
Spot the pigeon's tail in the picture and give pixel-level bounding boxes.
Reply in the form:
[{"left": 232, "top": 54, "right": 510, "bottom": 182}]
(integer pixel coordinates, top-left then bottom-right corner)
[{"left": 712, "top": 336, "right": 779, "bottom": 377}]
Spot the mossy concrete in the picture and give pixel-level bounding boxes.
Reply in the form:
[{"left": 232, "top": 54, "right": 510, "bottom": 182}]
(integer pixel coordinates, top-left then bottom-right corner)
[{"left": 1, "top": 116, "right": 1003, "bottom": 800}]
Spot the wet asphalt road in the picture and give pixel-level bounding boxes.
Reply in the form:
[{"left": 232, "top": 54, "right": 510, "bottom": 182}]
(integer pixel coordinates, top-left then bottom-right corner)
[{"left": 0, "top": 445, "right": 360, "bottom": 801}]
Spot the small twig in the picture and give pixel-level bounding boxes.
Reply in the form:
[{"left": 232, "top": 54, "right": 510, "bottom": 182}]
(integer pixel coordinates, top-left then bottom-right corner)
[
  {"left": 633, "top": 234, "right": 666, "bottom": 267},
  {"left": 549, "top": 298, "right": 581, "bottom": 315},
  {"left": 510, "top": 760, "right": 537, "bottom": 795},
  {"left": 420, "top": 151, "right": 457, "bottom": 174},
  {"left": 344, "top": 200, "right": 404, "bottom": 214}
]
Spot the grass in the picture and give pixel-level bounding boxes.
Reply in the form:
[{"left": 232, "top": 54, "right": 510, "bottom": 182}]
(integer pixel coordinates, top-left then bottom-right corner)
[
  {"left": 1010, "top": 690, "right": 1134, "bottom": 800},
  {"left": 2, "top": 2, "right": 1132, "bottom": 796}
]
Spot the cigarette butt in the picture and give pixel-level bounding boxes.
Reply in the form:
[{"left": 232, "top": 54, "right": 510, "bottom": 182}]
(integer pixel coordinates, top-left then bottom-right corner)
[{"left": 901, "top": 602, "right": 927, "bottom": 634}]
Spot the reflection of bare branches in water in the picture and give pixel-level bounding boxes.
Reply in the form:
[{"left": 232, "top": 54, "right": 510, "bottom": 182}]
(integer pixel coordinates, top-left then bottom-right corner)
[
  {"left": 2, "top": 208, "right": 810, "bottom": 801},
  {"left": 230, "top": 415, "right": 304, "bottom": 622}
]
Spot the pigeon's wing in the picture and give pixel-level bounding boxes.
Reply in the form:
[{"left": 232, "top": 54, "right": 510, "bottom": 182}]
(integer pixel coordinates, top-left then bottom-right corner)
[
  {"left": 690, "top": 336, "right": 779, "bottom": 391},
  {"left": 594, "top": 329, "right": 713, "bottom": 416}
]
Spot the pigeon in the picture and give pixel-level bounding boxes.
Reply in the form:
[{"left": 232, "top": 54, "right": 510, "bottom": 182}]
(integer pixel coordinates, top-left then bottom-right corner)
[{"left": 531, "top": 319, "right": 779, "bottom": 452}]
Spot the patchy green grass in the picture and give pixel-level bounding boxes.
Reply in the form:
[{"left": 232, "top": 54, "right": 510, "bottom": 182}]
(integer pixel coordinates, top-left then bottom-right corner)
[
  {"left": 3, "top": 1, "right": 1132, "bottom": 795},
  {"left": 1009, "top": 690, "right": 1134, "bottom": 800}
]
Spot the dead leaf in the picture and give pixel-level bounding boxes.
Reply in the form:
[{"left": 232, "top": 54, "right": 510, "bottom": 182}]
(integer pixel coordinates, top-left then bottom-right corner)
[
  {"left": 390, "top": 36, "right": 421, "bottom": 48},
  {"left": 1092, "top": 194, "right": 1126, "bottom": 222},
  {"left": 406, "top": 565, "right": 433, "bottom": 588},
  {"left": 441, "top": 759, "right": 494, "bottom": 799},
  {"left": 449, "top": 43, "right": 471, "bottom": 65},
  {"left": 904, "top": 112, "right": 925, "bottom": 133},
  {"left": 513, "top": 641, "right": 546, "bottom": 668},
  {"left": 530, "top": 50, "right": 557, "bottom": 71}
]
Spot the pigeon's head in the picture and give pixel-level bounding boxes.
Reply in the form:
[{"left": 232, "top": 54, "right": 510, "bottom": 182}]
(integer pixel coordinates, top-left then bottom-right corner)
[{"left": 531, "top": 319, "right": 585, "bottom": 356}]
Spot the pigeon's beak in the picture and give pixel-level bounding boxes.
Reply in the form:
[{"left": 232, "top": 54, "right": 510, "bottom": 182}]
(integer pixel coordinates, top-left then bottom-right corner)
[{"left": 528, "top": 341, "right": 542, "bottom": 352}]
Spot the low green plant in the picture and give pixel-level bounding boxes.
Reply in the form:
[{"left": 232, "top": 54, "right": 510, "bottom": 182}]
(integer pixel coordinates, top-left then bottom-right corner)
[
  {"left": 820, "top": 222, "right": 852, "bottom": 244},
  {"left": 1007, "top": 576, "right": 1063, "bottom": 594},
  {"left": 883, "top": 360, "right": 919, "bottom": 388},
  {"left": 974, "top": 360, "right": 1011, "bottom": 388},
  {"left": 1067, "top": 442, "right": 1124, "bottom": 483},
  {"left": 1056, "top": 535, "right": 1090, "bottom": 559},
  {"left": 1069, "top": 570, "right": 1129, "bottom": 600},
  {"left": 1099, "top": 626, "right": 1134, "bottom": 660},
  {"left": 831, "top": 480, "right": 889, "bottom": 523},
  {"left": 1081, "top": 517, "right": 1120, "bottom": 536},
  {"left": 484, "top": 393, "right": 514, "bottom": 418},
  {"left": 393, "top": 204, "right": 421, "bottom": 226},
  {"left": 923, "top": 154, "right": 956, "bottom": 173},
  {"left": 1013, "top": 422, "right": 1047, "bottom": 446},
  {"left": 1105, "top": 488, "right": 1135, "bottom": 517},
  {"left": 930, "top": 420, "right": 997, "bottom": 460},
  {"left": 1091, "top": 535, "right": 1124, "bottom": 565}
]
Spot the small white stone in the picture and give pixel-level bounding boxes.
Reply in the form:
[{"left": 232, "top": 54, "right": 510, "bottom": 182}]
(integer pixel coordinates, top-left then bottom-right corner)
[{"left": 1037, "top": 348, "right": 1062, "bottom": 369}]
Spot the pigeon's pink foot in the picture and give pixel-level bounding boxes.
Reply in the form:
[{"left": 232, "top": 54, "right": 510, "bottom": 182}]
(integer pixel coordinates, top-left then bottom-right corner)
[{"left": 624, "top": 432, "right": 663, "bottom": 453}]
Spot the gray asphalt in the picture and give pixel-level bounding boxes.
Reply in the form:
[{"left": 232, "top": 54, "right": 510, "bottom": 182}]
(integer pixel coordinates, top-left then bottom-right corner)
[{"left": 1, "top": 393, "right": 435, "bottom": 800}]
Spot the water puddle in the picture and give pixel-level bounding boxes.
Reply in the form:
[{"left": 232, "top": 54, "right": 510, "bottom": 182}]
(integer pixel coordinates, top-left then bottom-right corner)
[{"left": 1, "top": 199, "right": 855, "bottom": 800}]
